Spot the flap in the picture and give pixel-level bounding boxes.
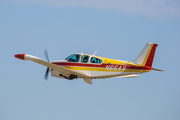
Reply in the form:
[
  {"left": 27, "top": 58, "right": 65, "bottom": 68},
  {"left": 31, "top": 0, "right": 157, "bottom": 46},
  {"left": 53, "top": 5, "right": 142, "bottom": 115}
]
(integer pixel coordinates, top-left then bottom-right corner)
[{"left": 83, "top": 78, "right": 93, "bottom": 84}]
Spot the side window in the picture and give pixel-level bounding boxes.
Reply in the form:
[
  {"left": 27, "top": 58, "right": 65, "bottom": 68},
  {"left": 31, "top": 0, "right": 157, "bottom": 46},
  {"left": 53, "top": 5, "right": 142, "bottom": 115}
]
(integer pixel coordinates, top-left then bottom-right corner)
[
  {"left": 90, "top": 57, "right": 102, "bottom": 64},
  {"left": 68, "top": 54, "right": 80, "bottom": 62},
  {"left": 81, "top": 55, "right": 90, "bottom": 63}
]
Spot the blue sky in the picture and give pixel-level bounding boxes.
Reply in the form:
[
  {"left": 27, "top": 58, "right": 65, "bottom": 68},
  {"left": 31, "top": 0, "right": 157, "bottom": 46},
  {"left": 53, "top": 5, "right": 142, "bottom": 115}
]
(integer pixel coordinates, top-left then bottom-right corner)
[{"left": 0, "top": 0, "right": 180, "bottom": 120}]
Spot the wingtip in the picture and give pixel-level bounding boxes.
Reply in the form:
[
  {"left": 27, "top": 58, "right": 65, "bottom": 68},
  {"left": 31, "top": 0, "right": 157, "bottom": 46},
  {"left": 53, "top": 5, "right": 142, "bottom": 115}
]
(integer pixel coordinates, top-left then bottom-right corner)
[
  {"left": 14, "top": 54, "right": 25, "bottom": 60},
  {"left": 14, "top": 54, "right": 41, "bottom": 60}
]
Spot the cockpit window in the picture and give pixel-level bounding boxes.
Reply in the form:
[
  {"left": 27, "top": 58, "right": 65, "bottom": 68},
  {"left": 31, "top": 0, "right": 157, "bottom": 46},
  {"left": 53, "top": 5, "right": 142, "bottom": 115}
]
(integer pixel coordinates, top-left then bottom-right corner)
[
  {"left": 66, "top": 54, "right": 81, "bottom": 62},
  {"left": 90, "top": 57, "right": 102, "bottom": 64},
  {"left": 65, "top": 55, "right": 72, "bottom": 60},
  {"left": 81, "top": 55, "right": 90, "bottom": 63}
]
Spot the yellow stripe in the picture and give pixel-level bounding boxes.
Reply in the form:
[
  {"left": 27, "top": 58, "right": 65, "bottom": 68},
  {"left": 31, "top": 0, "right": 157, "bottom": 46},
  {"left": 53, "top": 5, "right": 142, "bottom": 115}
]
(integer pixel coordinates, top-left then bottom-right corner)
[
  {"left": 64, "top": 66, "right": 150, "bottom": 73},
  {"left": 24, "top": 54, "right": 26, "bottom": 60},
  {"left": 142, "top": 43, "right": 153, "bottom": 66}
]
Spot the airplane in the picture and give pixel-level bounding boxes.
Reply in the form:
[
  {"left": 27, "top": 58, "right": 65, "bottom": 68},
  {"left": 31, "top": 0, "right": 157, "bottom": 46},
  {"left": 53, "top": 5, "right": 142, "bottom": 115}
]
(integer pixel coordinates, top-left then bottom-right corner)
[{"left": 14, "top": 42, "right": 163, "bottom": 84}]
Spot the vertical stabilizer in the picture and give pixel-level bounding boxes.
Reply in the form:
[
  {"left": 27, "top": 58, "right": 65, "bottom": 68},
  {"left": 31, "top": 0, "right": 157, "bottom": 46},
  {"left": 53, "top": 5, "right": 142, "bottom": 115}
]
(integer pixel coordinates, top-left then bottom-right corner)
[{"left": 133, "top": 43, "right": 158, "bottom": 68}]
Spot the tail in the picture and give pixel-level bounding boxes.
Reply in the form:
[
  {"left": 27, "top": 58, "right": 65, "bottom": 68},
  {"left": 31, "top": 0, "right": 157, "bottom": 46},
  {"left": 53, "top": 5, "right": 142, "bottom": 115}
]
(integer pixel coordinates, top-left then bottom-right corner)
[{"left": 133, "top": 42, "right": 158, "bottom": 68}]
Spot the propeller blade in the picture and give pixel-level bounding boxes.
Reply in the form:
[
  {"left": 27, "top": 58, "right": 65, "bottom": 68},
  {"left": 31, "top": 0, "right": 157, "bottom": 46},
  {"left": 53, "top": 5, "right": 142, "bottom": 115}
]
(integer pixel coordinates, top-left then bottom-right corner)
[
  {"left": 44, "top": 49, "right": 49, "bottom": 62},
  {"left": 44, "top": 68, "right": 49, "bottom": 80}
]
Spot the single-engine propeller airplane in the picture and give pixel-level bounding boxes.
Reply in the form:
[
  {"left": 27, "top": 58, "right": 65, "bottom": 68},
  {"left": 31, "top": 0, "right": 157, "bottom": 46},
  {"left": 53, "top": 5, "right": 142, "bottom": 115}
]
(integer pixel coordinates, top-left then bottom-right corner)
[{"left": 15, "top": 42, "right": 163, "bottom": 84}]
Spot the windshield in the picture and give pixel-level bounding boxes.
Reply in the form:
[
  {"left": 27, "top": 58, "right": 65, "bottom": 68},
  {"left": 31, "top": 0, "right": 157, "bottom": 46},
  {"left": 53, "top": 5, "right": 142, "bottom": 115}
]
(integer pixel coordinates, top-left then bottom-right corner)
[
  {"left": 66, "top": 54, "right": 81, "bottom": 62},
  {"left": 65, "top": 55, "right": 72, "bottom": 60}
]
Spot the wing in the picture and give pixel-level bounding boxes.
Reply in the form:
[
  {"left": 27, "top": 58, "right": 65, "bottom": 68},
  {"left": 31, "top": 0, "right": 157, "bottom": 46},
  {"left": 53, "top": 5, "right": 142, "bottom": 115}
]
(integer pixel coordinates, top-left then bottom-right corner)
[{"left": 14, "top": 54, "right": 89, "bottom": 78}]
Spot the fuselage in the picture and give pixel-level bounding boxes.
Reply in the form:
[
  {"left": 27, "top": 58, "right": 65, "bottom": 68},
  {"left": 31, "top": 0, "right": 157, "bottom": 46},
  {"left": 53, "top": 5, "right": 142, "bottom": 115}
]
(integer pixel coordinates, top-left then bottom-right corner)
[{"left": 49, "top": 53, "right": 151, "bottom": 79}]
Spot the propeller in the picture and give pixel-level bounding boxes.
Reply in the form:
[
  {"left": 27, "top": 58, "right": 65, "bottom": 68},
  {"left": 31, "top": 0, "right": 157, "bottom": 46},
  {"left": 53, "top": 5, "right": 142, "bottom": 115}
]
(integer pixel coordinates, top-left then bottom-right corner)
[
  {"left": 44, "top": 49, "right": 49, "bottom": 62},
  {"left": 44, "top": 49, "right": 49, "bottom": 80}
]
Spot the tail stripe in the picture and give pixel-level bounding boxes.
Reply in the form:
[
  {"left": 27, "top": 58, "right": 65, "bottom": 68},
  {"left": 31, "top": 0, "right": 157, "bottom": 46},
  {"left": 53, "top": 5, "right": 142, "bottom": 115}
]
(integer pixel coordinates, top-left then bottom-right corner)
[
  {"left": 145, "top": 44, "right": 158, "bottom": 67},
  {"left": 142, "top": 43, "right": 153, "bottom": 66}
]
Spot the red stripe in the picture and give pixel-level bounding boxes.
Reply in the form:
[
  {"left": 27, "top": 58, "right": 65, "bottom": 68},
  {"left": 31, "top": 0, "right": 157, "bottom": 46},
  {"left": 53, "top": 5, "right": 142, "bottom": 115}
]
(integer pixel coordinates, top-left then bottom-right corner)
[
  {"left": 52, "top": 62, "right": 151, "bottom": 70},
  {"left": 145, "top": 44, "right": 158, "bottom": 68},
  {"left": 52, "top": 62, "right": 103, "bottom": 67}
]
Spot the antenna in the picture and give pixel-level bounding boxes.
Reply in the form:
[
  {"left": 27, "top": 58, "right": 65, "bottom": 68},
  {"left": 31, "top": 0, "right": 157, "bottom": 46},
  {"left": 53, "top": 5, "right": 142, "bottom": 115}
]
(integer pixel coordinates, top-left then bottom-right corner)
[{"left": 93, "top": 48, "right": 99, "bottom": 56}]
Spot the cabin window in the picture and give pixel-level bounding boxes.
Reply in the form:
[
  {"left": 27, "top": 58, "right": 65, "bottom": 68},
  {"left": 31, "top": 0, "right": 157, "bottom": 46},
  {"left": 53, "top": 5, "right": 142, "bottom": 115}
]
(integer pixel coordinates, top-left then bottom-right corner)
[
  {"left": 90, "top": 57, "right": 102, "bottom": 64},
  {"left": 81, "top": 55, "right": 90, "bottom": 63},
  {"left": 66, "top": 54, "right": 81, "bottom": 62}
]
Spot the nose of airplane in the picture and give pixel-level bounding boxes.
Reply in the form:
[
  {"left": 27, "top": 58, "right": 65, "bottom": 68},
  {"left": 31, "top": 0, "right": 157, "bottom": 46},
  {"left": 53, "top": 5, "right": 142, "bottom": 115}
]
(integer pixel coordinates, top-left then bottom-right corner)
[{"left": 14, "top": 54, "right": 25, "bottom": 60}]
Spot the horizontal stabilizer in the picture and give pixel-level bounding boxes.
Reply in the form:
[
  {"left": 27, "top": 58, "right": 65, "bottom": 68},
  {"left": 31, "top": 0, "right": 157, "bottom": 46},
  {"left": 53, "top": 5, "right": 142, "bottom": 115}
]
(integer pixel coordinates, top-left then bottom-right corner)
[
  {"left": 151, "top": 68, "right": 164, "bottom": 71},
  {"left": 121, "top": 74, "right": 140, "bottom": 78}
]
